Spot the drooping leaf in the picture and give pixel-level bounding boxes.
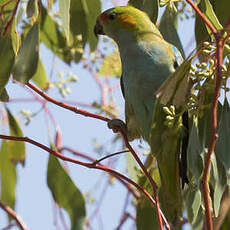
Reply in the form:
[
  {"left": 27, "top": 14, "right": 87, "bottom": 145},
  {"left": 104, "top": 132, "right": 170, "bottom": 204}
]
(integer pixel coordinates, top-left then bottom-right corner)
[
  {"left": 159, "top": 5, "right": 185, "bottom": 58},
  {"left": 0, "top": 35, "right": 15, "bottom": 93},
  {"left": 187, "top": 117, "right": 204, "bottom": 181},
  {"left": 210, "top": 155, "right": 226, "bottom": 217},
  {"left": 69, "top": 0, "right": 88, "bottom": 43},
  {"left": 215, "top": 100, "right": 230, "bottom": 171},
  {"left": 99, "top": 49, "right": 122, "bottom": 78},
  {"left": 202, "top": 0, "right": 223, "bottom": 32},
  {"left": 156, "top": 58, "right": 192, "bottom": 107},
  {"left": 195, "top": 0, "right": 225, "bottom": 51},
  {"left": 85, "top": 0, "right": 101, "bottom": 51},
  {"left": 13, "top": 23, "right": 39, "bottom": 84},
  {"left": 0, "top": 141, "right": 17, "bottom": 210},
  {"left": 40, "top": 6, "right": 72, "bottom": 64},
  {"left": 59, "top": 0, "right": 70, "bottom": 42},
  {"left": 186, "top": 187, "right": 202, "bottom": 223},
  {"left": 190, "top": 207, "right": 205, "bottom": 230},
  {"left": 32, "top": 58, "right": 49, "bottom": 89},
  {"left": 47, "top": 155, "right": 86, "bottom": 230},
  {"left": 11, "top": 18, "right": 20, "bottom": 54},
  {"left": 6, "top": 108, "right": 26, "bottom": 165},
  {"left": 128, "top": 0, "right": 159, "bottom": 23},
  {"left": 26, "top": 0, "right": 38, "bottom": 18}
]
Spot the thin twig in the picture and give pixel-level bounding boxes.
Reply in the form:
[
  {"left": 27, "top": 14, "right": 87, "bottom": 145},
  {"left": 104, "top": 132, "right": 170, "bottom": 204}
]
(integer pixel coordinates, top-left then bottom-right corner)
[
  {"left": 0, "top": 200, "right": 28, "bottom": 230},
  {"left": 61, "top": 146, "right": 139, "bottom": 199}
]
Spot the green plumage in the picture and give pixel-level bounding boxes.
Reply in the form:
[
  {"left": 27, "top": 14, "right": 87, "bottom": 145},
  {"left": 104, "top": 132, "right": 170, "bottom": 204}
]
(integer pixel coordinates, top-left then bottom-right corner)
[{"left": 94, "top": 6, "right": 185, "bottom": 227}]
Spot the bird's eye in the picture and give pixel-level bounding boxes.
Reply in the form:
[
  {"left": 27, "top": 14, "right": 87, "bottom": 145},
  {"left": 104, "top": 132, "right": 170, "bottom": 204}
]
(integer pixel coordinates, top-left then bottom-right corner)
[{"left": 108, "top": 13, "right": 116, "bottom": 20}]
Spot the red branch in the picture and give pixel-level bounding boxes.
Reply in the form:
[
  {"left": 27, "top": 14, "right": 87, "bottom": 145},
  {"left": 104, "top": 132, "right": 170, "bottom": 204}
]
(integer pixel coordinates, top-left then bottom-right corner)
[
  {"left": 119, "top": 129, "right": 163, "bottom": 229},
  {"left": 0, "top": 200, "right": 28, "bottom": 230},
  {"left": 186, "top": 1, "right": 225, "bottom": 230},
  {"left": 60, "top": 146, "right": 139, "bottom": 199},
  {"left": 26, "top": 81, "right": 166, "bottom": 229},
  {"left": 186, "top": 0, "right": 217, "bottom": 34},
  {"left": 0, "top": 134, "right": 170, "bottom": 229},
  {"left": 26, "top": 82, "right": 110, "bottom": 122}
]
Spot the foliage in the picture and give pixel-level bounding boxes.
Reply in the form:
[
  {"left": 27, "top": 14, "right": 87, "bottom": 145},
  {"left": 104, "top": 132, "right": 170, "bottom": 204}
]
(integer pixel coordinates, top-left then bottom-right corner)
[{"left": 0, "top": 0, "right": 230, "bottom": 230}]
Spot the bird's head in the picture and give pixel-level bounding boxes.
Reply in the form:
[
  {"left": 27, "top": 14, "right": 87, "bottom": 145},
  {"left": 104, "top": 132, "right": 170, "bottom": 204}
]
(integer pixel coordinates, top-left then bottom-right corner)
[{"left": 94, "top": 6, "right": 161, "bottom": 44}]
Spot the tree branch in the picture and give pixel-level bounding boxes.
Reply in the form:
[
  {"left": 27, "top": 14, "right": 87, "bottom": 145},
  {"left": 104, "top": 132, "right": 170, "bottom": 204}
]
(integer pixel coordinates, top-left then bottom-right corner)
[
  {"left": 0, "top": 200, "right": 28, "bottom": 230},
  {"left": 0, "top": 134, "right": 170, "bottom": 229},
  {"left": 26, "top": 81, "right": 166, "bottom": 229}
]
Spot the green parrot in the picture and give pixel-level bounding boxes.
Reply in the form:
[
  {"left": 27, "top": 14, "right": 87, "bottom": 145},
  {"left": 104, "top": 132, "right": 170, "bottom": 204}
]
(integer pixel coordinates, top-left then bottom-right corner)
[{"left": 94, "top": 5, "right": 188, "bottom": 227}]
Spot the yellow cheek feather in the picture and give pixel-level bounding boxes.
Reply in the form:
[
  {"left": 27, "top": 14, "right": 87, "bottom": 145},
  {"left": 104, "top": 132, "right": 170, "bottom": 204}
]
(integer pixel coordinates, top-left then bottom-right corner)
[{"left": 117, "top": 14, "right": 137, "bottom": 30}]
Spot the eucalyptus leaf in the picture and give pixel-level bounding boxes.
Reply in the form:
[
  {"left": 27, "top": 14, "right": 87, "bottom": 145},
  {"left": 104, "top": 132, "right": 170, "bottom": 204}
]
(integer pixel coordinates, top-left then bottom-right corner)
[
  {"left": 47, "top": 155, "right": 86, "bottom": 230},
  {"left": 215, "top": 100, "right": 230, "bottom": 171},
  {"left": 210, "top": 155, "right": 226, "bottom": 217},
  {"left": 6, "top": 108, "right": 26, "bottom": 165},
  {"left": 187, "top": 117, "right": 204, "bottom": 181},
  {"left": 13, "top": 23, "right": 39, "bottom": 84},
  {"left": 159, "top": 5, "right": 185, "bottom": 58},
  {"left": 128, "top": 0, "right": 159, "bottom": 23},
  {"left": 0, "top": 35, "right": 15, "bottom": 93},
  {"left": 186, "top": 187, "right": 202, "bottom": 223},
  {"left": 59, "top": 0, "right": 70, "bottom": 42},
  {"left": 0, "top": 141, "right": 17, "bottom": 210},
  {"left": 85, "top": 0, "right": 101, "bottom": 51}
]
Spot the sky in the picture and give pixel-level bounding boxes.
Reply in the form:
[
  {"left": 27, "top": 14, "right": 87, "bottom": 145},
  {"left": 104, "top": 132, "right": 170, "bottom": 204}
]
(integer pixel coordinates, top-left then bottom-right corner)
[{"left": 0, "top": 1, "right": 196, "bottom": 230}]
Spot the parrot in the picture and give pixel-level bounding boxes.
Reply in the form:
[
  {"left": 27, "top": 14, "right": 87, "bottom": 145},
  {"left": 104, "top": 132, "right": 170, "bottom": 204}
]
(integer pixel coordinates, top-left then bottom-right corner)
[{"left": 94, "top": 5, "right": 189, "bottom": 227}]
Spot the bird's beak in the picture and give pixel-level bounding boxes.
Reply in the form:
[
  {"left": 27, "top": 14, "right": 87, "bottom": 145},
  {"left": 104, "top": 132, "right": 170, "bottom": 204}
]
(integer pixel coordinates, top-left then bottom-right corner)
[{"left": 94, "top": 18, "right": 105, "bottom": 37}]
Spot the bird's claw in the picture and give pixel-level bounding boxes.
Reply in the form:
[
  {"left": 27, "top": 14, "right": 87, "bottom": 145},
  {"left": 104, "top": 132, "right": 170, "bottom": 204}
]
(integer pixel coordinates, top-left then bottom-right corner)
[{"left": 107, "top": 119, "right": 127, "bottom": 134}]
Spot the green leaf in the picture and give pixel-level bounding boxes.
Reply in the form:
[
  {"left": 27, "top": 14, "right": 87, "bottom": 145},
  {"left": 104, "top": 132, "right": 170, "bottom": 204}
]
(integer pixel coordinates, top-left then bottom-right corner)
[
  {"left": 159, "top": 5, "right": 185, "bottom": 58},
  {"left": 187, "top": 117, "right": 204, "bottom": 181},
  {"left": 210, "top": 155, "right": 226, "bottom": 217},
  {"left": 59, "top": 0, "right": 70, "bottom": 42},
  {"left": 190, "top": 207, "right": 205, "bottom": 230},
  {"left": 6, "top": 108, "right": 26, "bottom": 164},
  {"left": 40, "top": 6, "right": 72, "bottom": 64},
  {"left": 0, "top": 35, "right": 15, "bottom": 93},
  {"left": 128, "top": 0, "right": 159, "bottom": 23},
  {"left": 32, "top": 58, "right": 49, "bottom": 89},
  {"left": 0, "top": 141, "right": 17, "bottom": 210},
  {"left": 47, "top": 155, "right": 86, "bottom": 230},
  {"left": 70, "top": 0, "right": 88, "bottom": 42},
  {"left": 0, "top": 88, "right": 9, "bottom": 102},
  {"left": 85, "top": 0, "right": 101, "bottom": 51},
  {"left": 195, "top": 0, "right": 224, "bottom": 51},
  {"left": 186, "top": 187, "right": 202, "bottom": 223},
  {"left": 156, "top": 58, "right": 192, "bottom": 107},
  {"left": 13, "top": 23, "right": 39, "bottom": 84},
  {"left": 202, "top": 0, "right": 223, "bottom": 31},
  {"left": 99, "top": 49, "right": 122, "bottom": 78},
  {"left": 26, "top": 0, "right": 38, "bottom": 18},
  {"left": 215, "top": 100, "right": 230, "bottom": 171},
  {"left": 11, "top": 18, "right": 20, "bottom": 55}
]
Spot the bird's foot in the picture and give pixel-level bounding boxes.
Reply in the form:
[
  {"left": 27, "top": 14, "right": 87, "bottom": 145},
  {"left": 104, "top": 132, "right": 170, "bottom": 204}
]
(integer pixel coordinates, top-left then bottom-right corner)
[{"left": 107, "top": 119, "right": 127, "bottom": 134}]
